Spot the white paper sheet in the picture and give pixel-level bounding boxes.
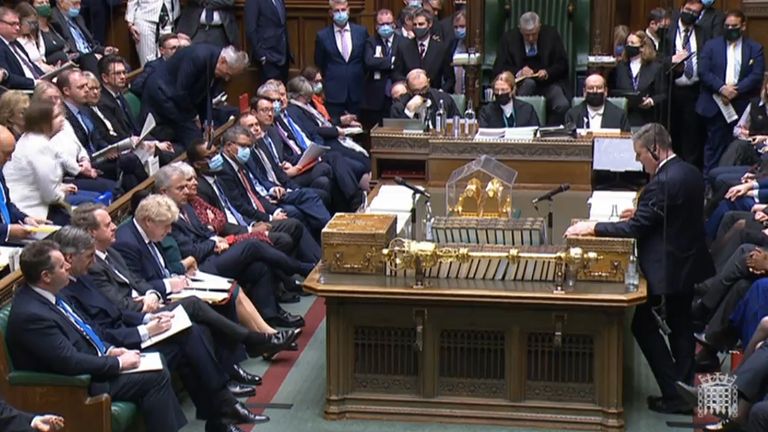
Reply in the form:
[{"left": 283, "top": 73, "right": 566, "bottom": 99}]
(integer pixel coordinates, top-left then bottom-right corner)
[
  {"left": 121, "top": 351, "right": 164, "bottom": 374},
  {"left": 593, "top": 137, "right": 643, "bottom": 172},
  {"left": 713, "top": 94, "right": 739, "bottom": 123},
  {"left": 140, "top": 305, "right": 193, "bottom": 348}
]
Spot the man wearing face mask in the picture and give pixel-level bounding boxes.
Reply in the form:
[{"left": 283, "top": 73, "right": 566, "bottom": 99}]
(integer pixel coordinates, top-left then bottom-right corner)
[
  {"left": 565, "top": 73, "right": 630, "bottom": 132},
  {"left": 662, "top": 0, "right": 708, "bottom": 169},
  {"left": 390, "top": 68, "right": 459, "bottom": 126},
  {"left": 49, "top": 0, "right": 118, "bottom": 75},
  {"left": 314, "top": 0, "right": 369, "bottom": 120},
  {"left": 493, "top": 11, "right": 570, "bottom": 126},
  {"left": 697, "top": 0, "right": 725, "bottom": 39},
  {"left": 361, "top": 8, "right": 402, "bottom": 129},
  {"left": 449, "top": 10, "right": 467, "bottom": 94},
  {"left": 645, "top": 7, "right": 670, "bottom": 53},
  {"left": 393, "top": 8, "right": 454, "bottom": 93},
  {"left": 695, "top": 10, "right": 765, "bottom": 175},
  {"left": 478, "top": 71, "right": 539, "bottom": 128}
]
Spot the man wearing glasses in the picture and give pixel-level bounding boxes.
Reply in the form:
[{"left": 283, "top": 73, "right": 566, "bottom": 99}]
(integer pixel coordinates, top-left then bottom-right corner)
[{"left": 0, "top": 7, "right": 43, "bottom": 90}]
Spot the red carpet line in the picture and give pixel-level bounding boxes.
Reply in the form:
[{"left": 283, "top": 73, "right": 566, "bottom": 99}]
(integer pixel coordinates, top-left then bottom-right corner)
[{"left": 241, "top": 297, "right": 326, "bottom": 432}]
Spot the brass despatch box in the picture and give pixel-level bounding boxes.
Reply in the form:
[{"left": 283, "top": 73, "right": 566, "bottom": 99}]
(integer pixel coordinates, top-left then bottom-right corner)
[
  {"left": 322, "top": 213, "right": 397, "bottom": 274},
  {"left": 566, "top": 236, "right": 635, "bottom": 283}
]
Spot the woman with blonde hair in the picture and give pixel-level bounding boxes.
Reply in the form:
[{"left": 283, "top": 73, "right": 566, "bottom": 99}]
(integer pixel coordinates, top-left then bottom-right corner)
[
  {"left": 478, "top": 71, "right": 540, "bottom": 128},
  {"left": 609, "top": 30, "right": 666, "bottom": 126},
  {"left": 0, "top": 91, "right": 30, "bottom": 138}
]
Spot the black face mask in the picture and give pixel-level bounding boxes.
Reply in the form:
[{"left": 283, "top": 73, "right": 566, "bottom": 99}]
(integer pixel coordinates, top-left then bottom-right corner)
[
  {"left": 495, "top": 93, "right": 512, "bottom": 106},
  {"left": 656, "top": 27, "right": 668, "bottom": 40},
  {"left": 414, "top": 27, "right": 430, "bottom": 40},
  {"left": 624, "top": 45, "right": 641, "bottom": 58},
  {"left": 585, "top": 92, "right": 605, "bottom": 107},
  {"left": 680, "top": 11, "right": 698, "bottom": 26},
  {"left": 725, "top": 27, "right": 742, "bottom": 42}
]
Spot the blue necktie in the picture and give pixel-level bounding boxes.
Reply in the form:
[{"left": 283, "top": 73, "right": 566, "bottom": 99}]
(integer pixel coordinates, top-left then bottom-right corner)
[
  {"left": 682, "top": 28, "right": 694, "bottom": 79},
  {"left": 284, "top": 115, "right": 308, "bottom": 150},
  {"left": 526, "top": 44, "right": 537, "bottom": 57},
  {"left": 204, "top": 8, "right": 215, "bottom": 24},
  {"left": 212, "top": 178, "right": 248, "bottom": 226},
  {"left": 77, "top": 110, "right": 96, "bottom": 153},
  {"left": 147, "top": 241, "right": 171, "bottom": 278},
  {"left": 244, "top": 167, "right": 270, "bottom": 196},
  {"left": 66, "top": 20, "right": 92, "bottom": 54},
  {"left": 263, "top": 135, "right": 281, "bottom": 164},
  {"left": 56, "top": 296, "right": 108, "bottom": 355},
  {"left": 0, "top": 183, "right": 11, "bottom": 225}
]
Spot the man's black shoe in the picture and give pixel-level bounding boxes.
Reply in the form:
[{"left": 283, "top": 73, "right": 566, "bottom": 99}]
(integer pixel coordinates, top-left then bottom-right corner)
[
  {"left": 277, "top": 290, "right": 301, "bottom": 303},
  {"left": 263, "top": 341, "right": 299, "bottom": 361},
  {"left": 266, "top": 310, "right": 305, "bottom": 328},
  {"left": 249, "top": 328, "right": 302, "bottom": 357},
  {"left": 674, "top": 381, "right": 698, "bottom": 407},
  {"left": 226, "top": 382, "right": 256, "bottom": 398},
  {"left": 230, "top": 364, "right": 262, "bottom": 386},
  {"left": 220, "top": 401, "right": 269, "bottom": 424},
  {"left": 205, "top": 420, "right": 245, "bottom": 432},
  {"left": 647, "top": 397, "right": 692, "bottom": 415}
]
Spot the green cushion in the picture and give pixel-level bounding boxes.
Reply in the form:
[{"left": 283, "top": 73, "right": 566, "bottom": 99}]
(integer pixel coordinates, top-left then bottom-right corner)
[
  {"left": 123, "top": 92, "right": 142, "bottom": 121},
  {"left": 450, "top": 94, "right": 466, "bottom": 113},
  {"left": 8, "top": 371, "right": 91, "bottom": 387},
  {"left": 572, "top": 96, "right": 628, "bottom": 112},
  {"left": 111, "top": 401, "right": 138, "bottom": 432},
  {"left": 516, "top": 96, "right": 546, "bottom": 126}
]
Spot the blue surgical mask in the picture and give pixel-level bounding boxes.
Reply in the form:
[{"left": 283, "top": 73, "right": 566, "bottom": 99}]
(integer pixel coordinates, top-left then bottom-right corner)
[
  {"left": 454, "top": 27, "right": 466, "bottom": 40},
  {"left": 207, "top": 153, "right": 224, "bottom": 172},
  {"left": 333, "top": 11, "right": 349, "bottom": 26},
  {"left": 236, "top": 146, "right": 251, "bottom": 164},
  {"left": 67, "top": 7, "right": 80, "bottom": 17},
  {"left": 408, "top": 0, "right": 422, "bottom": 6},
  {"left": 377, "top": 24, "right": 394, "bottom": 39},
  {"left": 313, "top": 82, "right": 323, "bottom": 94},
  {"left": 701, "top": 0, "right": 715, "bottom": 7},
  {"left": 272, "top": 100, "right": 282, "bottom": 116}
]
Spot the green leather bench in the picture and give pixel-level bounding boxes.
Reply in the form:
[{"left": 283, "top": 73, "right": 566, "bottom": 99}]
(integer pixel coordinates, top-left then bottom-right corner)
[
  {"left": 0, "top": 304, "right": 138, "bottom": 432},
  {"left": 123, "top": 92, "right": 142, "bottom": 121},
  {"left": 516, "top": 95, "right": 546, "bottom": 126},
  {"left": 450, "top": 93, "right": 466, "bottom": 113}
]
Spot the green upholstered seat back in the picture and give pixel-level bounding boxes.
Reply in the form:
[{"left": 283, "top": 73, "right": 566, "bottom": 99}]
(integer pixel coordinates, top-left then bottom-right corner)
[
  {"left": 451, "top": 93, "right": 466, "bottom": 113},
  {"left": 0, "top": 304, "right": 13, "bottom": 373},
  {"left": 123, "top": 92, "right": 141, "bottom": 121},
  {"left": 516, "top": 95, "right": 546, "bottom": 125}
]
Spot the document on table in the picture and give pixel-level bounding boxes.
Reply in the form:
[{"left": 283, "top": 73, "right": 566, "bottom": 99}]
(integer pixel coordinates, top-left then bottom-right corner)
[
  {"left": 187, "top": 271, "right": 233, "bottom": 291},
  {"left": 140, "top": 305, "right": 192, "bottom": 348},
  {"left": 588, "top": 191, "right": 637, "bottom": 221},
  {"left": 121, "top": 351, "right": 164, "bottom": 374},
  {"left": 169, "top": 290, "right": 230, "bottom": 304},
  {"left": 593, "top": 137, "right": 643, "bottom": 172}
]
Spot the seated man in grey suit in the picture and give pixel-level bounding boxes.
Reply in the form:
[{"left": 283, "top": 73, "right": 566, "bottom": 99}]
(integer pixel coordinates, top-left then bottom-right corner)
[{"left": 565, "top": 73, "right": 630, "bottom": 132}]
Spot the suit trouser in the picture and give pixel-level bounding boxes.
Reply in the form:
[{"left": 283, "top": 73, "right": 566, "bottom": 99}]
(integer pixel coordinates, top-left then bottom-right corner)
[
  {"left": 632, "top": 293, "right": 695, "bottom": 400},
  {"left": 703, "top": 113, "right": 736, "bottom": 175},
  {"left": 670, "top": 84, "right": 705, "bottom": 170},
  {"left": 736, "top": 344, "right": 768, "bottom": 403},
  {"left": 271, "top": 218, "right": 321, "bottom": 263},
  {"left": 700, "top": 244, "right": 757, "bottom": 311},
  {"left": 705, "top": 278, "right": 753, "bottom": 351},
  {"left": 200, "top": 250, "right": 280, "bottom": 318},
  {"left": 326, "top": 99, "right": 360, "bottom": 118},
  {"left": 748, "top": 401, "right": 768, "bottom": 432},
  {"left": 133, "top": 18, "right": 173, "bottom": 66},
  {"left": 260, "top": 61, "right": 289, "bottom": 84},
  {"left": 104, "top": 368, "right": 187, "bottom": 432},
  {"left": 280, "top": 189, "right": 331, "bottom": 233},
  {"left": 192, "top": 26, "right": 229, "bottom": 48},
  {"left": 150, "top": 323, "right": 235, "bottom": 420}
]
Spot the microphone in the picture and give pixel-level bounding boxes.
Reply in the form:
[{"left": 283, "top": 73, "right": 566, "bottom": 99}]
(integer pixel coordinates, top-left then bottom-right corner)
[
  {"left": 531, "top": 183, "right": 570, "bottom": 205},
  {"left": 394, "top": 176, "right": 431, "bottom": 200}
]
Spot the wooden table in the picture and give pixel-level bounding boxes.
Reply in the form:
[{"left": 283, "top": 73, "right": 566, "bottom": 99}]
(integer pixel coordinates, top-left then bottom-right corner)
[
  {"left": 304, "top": 267, "right": 646, "bottom": 431},
  {"left": 370, "top": 127, "right": 596, "bottom": 190}
]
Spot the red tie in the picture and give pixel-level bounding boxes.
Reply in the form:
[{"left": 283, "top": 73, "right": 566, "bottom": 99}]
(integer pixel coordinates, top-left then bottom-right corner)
[{"left": 237, "top": 168, "right": 266, "bottom": 213}]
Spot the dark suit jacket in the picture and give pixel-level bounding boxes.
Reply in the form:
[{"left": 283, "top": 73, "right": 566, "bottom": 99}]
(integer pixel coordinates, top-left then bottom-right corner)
[
  {"left": 49, "top": 7, "right": 104, "bottom": 55},
  {"left": 0, "top": 398, "right": 34, "bottom": 432},
  {"left": 112, "top": 223, "right": 174, "bottom": 297},
  {"left": 609, "top": 60, "right": 666, "bottom": 126},
  {"left": 661, "top": 19, "right": 710, "bottom": 75},
  {"left": 130, "top": 57, "right": 162, "bottom": 97},
  {"left": 594, "top": 157, "right": 714, "bottom": 295},
  {"left": 265, "top": 124, "right": 299, "bottom": 164},
  {"left": 695, "top": 36, "right": 765, "bottom": 118},
  {"left": 698, "top": 7, "right": 725, "bottom": 39},
  {"left": 477, "top": 98, "right": 540, "bottom": 128},
  {"left": 90, "top": 244, "right": 163, "bottom": 312},
  {"left": 244, "top": 0, "right": 290, "bottom": 66},
  {"left": 95, "top": 88, "right": 136, "bottom": 141},
  {"left": 362, "top": 33, "right": 403, "bottom": 111},
  {"left": 254, "top": 136, "right": 299, "bottom": 188},
  {"left": 6, "top": 285, "right": 120, "bottom": 395},
  {"left": 492, "top": 25, "right": 569, "bottom": 88},
  {"left": 63, "top": 103, "right": 108, "bottom": 154},
  {"left": 390, "top": 88, "right": 460, "bottom": 126},
  {"left": 564, "top": 101, "right": 631, "bottom": 132},
  {"left": 0, "top": 171, "right": 29, "bottom": 244},
  {"left": 394, "top": 34, "right": 455, "bottom": 93},
  {"left": 195, "top": 175, "right": 249, "bottom": 236},
  {"left": 61, "top": 276, "right": 145, "bottom": 349},
  {"left": 0, "top": 39, "right": 42, "bottom": 90},
  {"left": 217, "top": 155, "right": 277, "bottom": 223},
  {"left": 314, "top": 23, "right": 369, "bottom": 105},
  {"left": 177, "top": 0, "right": 239, "bottom": 47},
  {"left": 141, "top": 44, "right": 223, "bottom": 126},
  {"left": 169, "top": 202, "right": 223, "bottom": 263}
]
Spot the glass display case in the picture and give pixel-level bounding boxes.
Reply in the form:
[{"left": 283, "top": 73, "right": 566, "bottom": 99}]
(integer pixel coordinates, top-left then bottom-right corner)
[{"left": 446, "top": 155, "right": 517, "bottom": 218}]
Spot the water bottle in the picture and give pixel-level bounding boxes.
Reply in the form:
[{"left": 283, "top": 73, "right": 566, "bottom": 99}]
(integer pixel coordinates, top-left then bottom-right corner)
[
  {"left": 453, "top": 115, "right": 461, "bottom": 138},
  {"left": 435, "top": 99, "right": 446, "bottom": 135},
  {"left": 464, "top": 98, "right": 476, "bottom": 136},
  {"left": 424, "top": 200, "right": 434, "bottom": 241},
  {"left": 625, "top": 255, "right": 639, "bottom": 292}
]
